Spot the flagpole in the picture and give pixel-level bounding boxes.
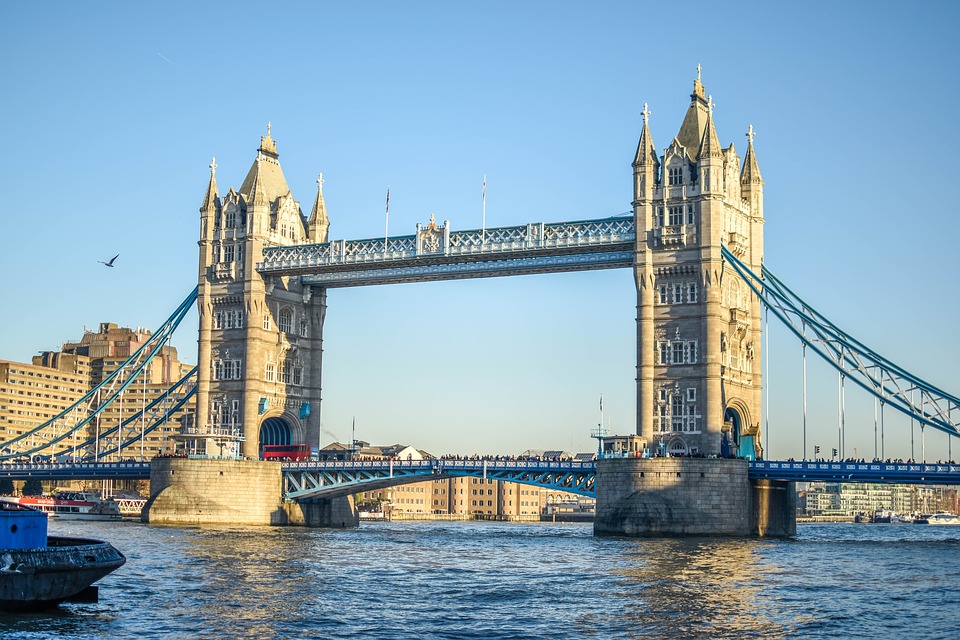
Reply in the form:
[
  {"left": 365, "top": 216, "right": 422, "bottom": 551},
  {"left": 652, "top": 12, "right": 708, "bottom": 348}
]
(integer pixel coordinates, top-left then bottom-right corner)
[
  {"left": 384, "top": 188, "right": 390, "bottom": 253},
  {"left": 481, "top": 175, "right": 486, "bottom": 245}
]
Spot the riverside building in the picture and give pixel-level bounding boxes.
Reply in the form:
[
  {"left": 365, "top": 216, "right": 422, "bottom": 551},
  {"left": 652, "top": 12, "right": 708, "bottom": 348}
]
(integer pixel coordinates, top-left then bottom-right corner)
[{"left": 0, "top": 323, "right": 192, "bottom": 460}]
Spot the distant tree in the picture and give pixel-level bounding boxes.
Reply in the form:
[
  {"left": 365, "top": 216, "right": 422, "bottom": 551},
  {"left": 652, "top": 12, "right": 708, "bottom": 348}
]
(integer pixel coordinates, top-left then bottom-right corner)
[
  {"left": 22, "top": 479, "right": 44, "bottom": 496},
  {"left": 0, "top": 478, "right": 14, "bottom": 495}
]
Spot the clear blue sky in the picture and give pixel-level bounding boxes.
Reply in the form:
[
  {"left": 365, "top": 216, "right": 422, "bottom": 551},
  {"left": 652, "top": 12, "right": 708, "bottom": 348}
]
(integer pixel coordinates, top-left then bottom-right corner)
[{"left": 2, "top": 2, "right": 958, "bottom": 460}]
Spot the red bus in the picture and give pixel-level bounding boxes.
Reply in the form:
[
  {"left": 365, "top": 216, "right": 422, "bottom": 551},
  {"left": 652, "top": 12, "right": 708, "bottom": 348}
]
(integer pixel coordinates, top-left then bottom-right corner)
[{"left": 261, "top": 444, "right": 311, "bottom": 461}]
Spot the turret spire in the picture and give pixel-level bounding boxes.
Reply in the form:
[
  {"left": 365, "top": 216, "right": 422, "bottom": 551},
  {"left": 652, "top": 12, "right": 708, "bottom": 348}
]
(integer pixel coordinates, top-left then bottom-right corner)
[
  {"left": 740, "top": 124, "right": 764, "bottom": 185},
  {"left": 633, "top": 103, "right": 659, "bottom": 167},
  {"left": 698, "top": 95, "right": 723, "bottom": 160},
  {"left": 308, "top": 171, "right": 330, "bottom": 243},
  {"left": 200, "top": 156, "right": 220, "bottom": 212}
]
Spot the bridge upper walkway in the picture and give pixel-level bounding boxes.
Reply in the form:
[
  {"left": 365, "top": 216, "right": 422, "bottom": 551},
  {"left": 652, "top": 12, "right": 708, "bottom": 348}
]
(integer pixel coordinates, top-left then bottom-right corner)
[{"left": 257, "top": 215, "right": 636, "bottom": 286}]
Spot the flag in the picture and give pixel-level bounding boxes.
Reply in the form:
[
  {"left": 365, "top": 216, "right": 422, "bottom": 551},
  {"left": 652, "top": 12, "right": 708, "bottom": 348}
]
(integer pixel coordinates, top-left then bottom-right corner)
[{"left": 599, "top": 395, "right": 603, "bottom": 412}]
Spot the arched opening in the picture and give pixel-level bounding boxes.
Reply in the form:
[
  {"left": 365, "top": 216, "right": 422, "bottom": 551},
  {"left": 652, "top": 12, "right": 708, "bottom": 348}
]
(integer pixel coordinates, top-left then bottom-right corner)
[
  {"left": 666, "top": 438, "right": 688, "bottom": 457},
  {"left": 722, "top": 407, "right": 741, "bottom": 458},
  {"left": 259, "top": 417, "right": 292, "bottom": 458}
]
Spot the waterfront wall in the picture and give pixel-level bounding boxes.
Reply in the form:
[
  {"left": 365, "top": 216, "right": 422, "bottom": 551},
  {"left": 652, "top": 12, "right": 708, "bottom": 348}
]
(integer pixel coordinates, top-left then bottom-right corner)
[
  {"left": 142, "top": 458, "right": 358, "bottom": 528},
  {"left": 594, "top": 458, "right": 795, "bottom": 537}
]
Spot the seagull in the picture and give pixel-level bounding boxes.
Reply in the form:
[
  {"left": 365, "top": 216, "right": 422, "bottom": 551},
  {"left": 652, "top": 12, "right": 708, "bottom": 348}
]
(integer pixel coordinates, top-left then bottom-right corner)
[{"left": 99, "top": 254, "right": 119, "bottom": 267}]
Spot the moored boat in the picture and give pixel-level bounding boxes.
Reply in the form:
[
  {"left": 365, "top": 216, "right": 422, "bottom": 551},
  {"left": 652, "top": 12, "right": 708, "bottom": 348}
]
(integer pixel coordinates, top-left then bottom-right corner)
[
  {"left": 0, "top": 501, "right": 126, "bottom": 610},
  {"left": 2, "top": 491, "right": 122, "bottom": 521},
  {"left": 914, "top": 512, "right": 960, "bottom": 525}
]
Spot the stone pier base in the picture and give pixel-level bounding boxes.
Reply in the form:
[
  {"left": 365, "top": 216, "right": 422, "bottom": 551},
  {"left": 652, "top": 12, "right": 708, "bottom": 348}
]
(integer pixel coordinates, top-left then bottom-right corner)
[
  {"left": 142, "top": 458, "right": 358, "bottom": 528},
  {"left": 594, "top": 457, "right": 795, "bottom": 537}
]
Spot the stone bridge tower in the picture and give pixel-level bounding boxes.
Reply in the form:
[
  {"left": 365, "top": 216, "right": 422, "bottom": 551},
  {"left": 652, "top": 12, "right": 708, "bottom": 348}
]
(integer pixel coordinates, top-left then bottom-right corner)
[
  {"left": 195, "top": 127, "right": 329, "bottom": 459},
  {"left": 633, "top": 72, "right": 765, "bottom": 458}
]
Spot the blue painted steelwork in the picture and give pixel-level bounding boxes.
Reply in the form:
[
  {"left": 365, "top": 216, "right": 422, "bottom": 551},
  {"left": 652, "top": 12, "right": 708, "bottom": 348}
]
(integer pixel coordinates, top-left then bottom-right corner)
[
  {"left": 0, "top": 461, "right": 151, "bottom": 481},
  {"left": 281, "top": 459, "right": 598, "bottom": 500},
  {"left": 749, "top": 460, "right": 960, "bottom": 485},
  {"left": 0, "top": 288, "right": 199, "bottom": 461},
  {"left": 257, "top": 215, "right": 636, "bottom": 286},
  {"left": 722, "top": 246, "right": 960, "bottom": 439},
  {"left": 4, "top": 459, "right": 957, "bottom": 489}
]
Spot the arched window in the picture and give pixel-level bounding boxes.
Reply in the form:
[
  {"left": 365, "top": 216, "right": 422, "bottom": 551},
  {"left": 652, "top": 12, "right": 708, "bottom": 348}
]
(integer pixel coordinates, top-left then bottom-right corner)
[{"left": 278, "top": 307, "right": 293, "bottom": 333}]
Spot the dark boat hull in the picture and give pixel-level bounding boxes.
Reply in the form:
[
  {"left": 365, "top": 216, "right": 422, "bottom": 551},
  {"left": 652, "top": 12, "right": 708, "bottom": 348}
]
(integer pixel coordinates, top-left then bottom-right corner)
[{"left": 0, "top": 536, "right": 126, "bottom": 611}]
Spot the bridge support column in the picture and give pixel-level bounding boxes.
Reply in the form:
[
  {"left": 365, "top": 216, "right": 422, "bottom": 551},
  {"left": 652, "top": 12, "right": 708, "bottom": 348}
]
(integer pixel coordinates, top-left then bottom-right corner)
[
  {"left": 594, "top": 458, "right": 794, "bottom": 537},
  {"left": 276, "top": 497, "right": 358, "bottom": 528},
  {"left": 142, "top": 458, "right": 357, "bottom": 529},
  {"left": 750, "top": 479, "right": 796, "bottom": 537}
]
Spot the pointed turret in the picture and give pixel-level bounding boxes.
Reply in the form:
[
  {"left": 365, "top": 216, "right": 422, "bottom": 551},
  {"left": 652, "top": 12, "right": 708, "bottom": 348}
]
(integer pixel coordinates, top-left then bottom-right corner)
[
  {"left": 698, "top": 96, "right": 723, "bottom": 194},
  {"left": 698, "top": 96, "right": 723, "bottom": 160},
  {"left": 307, "top": 173, "right": 330, "bottom": 243},
  {"left": 741, "top": 124, "right": 764, "bottom": 220},
  {"left": 199, "top": 157, "right": 221, "bottom": 241},
  {"left": 675, "top": 66, "right": 710, "bottom": 161},
  {"left": 633, "top": 103, "right": 660, "bottom": 202},
  {"left": 740, "top": 124, "right": 764, "bottom": 186},
  {"left": 239, "top": 122, "right": 293, "bottom": 206},
  {"left": 200, "top": 157, "right": 220, "bottom": 212}
]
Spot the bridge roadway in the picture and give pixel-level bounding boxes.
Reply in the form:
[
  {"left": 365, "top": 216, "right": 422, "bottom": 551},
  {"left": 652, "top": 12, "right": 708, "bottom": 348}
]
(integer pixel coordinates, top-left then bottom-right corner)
[{"left": 2, "top": 460, "right": 959, "bottom": 499}]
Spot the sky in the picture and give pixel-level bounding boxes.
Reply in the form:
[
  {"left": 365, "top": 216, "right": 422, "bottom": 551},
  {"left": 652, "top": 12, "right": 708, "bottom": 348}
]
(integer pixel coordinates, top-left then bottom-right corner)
[{"left": 1, "top": 1, "right": 958, "bottom": 461}]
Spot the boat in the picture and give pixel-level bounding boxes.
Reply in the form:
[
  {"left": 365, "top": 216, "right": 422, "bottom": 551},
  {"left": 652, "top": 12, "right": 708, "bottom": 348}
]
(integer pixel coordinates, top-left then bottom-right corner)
[
  {"left": 2, "top": 491, "right": 122, "bottom": 521},
  {"left": 914, "top": 512, "right": 960, "bottom": 525},
  {"left": 0, "top": 501, "right": 126, "bottom": 610}
]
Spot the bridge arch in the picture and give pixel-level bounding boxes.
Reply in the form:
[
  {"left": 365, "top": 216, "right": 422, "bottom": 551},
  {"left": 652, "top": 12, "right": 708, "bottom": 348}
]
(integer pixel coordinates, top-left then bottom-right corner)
[
  {"left": 723, "top": 400, "right": 757, "bottom": 459},
  {"left": 258, "top": 411, "right": 304, "bottom": 457}
]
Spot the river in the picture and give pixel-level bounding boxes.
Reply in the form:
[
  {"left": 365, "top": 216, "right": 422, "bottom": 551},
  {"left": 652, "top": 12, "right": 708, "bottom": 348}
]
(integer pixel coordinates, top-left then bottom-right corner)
[{"left": 2, "top": 519, "right": 958, "bottom": 639}]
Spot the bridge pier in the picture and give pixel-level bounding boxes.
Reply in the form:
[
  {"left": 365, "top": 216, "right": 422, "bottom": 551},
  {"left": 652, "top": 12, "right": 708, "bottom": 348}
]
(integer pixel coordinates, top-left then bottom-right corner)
[
  {"left": 594, "top": 458, "right": 794, "bottom": 537},
  {"left": 142, "top": 458, "right": 357, "bottom": 528}
]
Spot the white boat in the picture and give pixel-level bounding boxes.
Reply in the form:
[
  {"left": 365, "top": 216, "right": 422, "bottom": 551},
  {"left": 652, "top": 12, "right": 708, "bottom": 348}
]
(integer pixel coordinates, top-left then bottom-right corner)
[
  {"left": 916, "top": 512, "right": 960, "bottom": 525},
  {"left": 1, "top": 492, "right": 122, "bottom": 521}
]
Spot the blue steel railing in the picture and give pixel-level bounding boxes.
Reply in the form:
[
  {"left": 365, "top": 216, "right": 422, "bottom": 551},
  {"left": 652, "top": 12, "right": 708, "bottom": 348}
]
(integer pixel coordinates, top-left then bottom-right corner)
[
  {"left": 748, "top": 460, "right": 960, "bottom": 485},
  {"left": 0, "top": 461, "right": 151, "bottom": 480}
]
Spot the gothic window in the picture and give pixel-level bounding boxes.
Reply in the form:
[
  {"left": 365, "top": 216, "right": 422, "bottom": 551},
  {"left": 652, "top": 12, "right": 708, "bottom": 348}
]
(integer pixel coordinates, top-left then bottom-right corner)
[
  {"left": 299, "top": 318, "right": 308, "bottom": 337},
  {"left": 686, "top": 388, "right": 697, "bottom": 402},
  {"left": 213, "top": 246, "right": 220, "bottom": 263},
  {"left": 214, "top": 312, "right": 224, "bottom": 330},
  {"left": 668, "top": 206, "right": 683, "bottom": 226},
  {"left": 223, "top": 244, "right": 235, "bottom": 263},
  {"left": 265, "top": 362, "right": 275, "bottom": 382},
  {"left": 225, "top": 209, "right": 236, "bottom": 228},
  {"left": 659, "top": 342, "right": 669, "bottom": 365},
  {"left": 656, "top": 208, "right": 664, "bottom": 227},
  {"left": 658, "top": 285, "right": 668, "bottom": 304},
  {"left": 686, "top": 205, "right": 695, "bottom": 225},
  {"left": 278, "top": 308, "right": 293, "bottom": 334},
  {"left": 668, "top": 166, "right": 683, "bottom": 185},
  {"left": 292, "top": 363, "right": 303, "bottom": 386},
  {"left": 687, "top": 283, "right": 698, "bottom": 304},
  {"left": 672, "top": 284, "right": 684, "bottom": 304},
  {"left": 672, "top": 342, "right": 685, "bottom": 364},
  {"left": 262, "top": 314, "right": 271, "bottom": 331},
  {"left": 685, "top": 341, "right": 698, "bottom": 363}
]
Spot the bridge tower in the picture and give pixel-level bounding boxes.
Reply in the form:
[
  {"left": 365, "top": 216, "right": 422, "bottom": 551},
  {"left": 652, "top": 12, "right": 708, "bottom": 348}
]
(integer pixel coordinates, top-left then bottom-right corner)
[
  {"left": 633, "top": 71, "right": 765, "bottom": 458},
  {"left": 195, "top": 127, "right": 328, "bottom": 459}
]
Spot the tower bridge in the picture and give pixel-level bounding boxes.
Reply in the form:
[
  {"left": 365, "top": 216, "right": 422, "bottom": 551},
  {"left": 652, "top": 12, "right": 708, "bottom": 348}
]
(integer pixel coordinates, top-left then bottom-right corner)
[{"left": 3, "top": 71, "right": 958, "bottom": 536}]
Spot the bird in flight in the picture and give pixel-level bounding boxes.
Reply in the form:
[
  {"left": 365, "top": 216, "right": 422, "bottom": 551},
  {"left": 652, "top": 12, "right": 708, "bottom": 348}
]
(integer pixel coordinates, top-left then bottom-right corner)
[{"left": 99, "top": 254, "right": 119, "bottom": 267}]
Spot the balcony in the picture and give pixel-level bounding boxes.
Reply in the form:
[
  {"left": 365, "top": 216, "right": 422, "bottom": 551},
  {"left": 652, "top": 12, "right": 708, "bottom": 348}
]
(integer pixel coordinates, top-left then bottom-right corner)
[
  {"left": 656, "top": 224, "right": 687, "bottom": 247},
  {"left": 727, "top": 231, "right": 748, "bottom": 257}
]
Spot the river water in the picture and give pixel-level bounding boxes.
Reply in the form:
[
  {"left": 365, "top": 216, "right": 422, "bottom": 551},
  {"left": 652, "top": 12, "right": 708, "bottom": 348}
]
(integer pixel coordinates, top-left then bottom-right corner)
[{"left": 2, "top": 519, "right": 958, "bottom": 639}]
